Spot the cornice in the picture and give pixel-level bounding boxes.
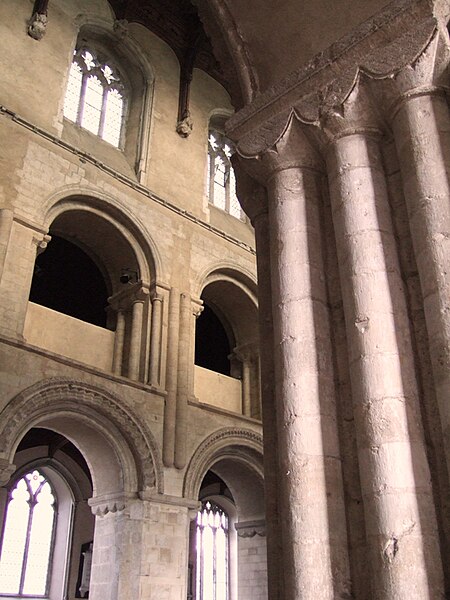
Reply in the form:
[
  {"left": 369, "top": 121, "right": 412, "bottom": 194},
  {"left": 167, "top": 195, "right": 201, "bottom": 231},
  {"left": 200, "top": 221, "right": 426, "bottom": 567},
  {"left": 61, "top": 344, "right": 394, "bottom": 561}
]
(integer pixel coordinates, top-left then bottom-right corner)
[{"left": 226, "top": 0, "right": 438, "bottom": 157}]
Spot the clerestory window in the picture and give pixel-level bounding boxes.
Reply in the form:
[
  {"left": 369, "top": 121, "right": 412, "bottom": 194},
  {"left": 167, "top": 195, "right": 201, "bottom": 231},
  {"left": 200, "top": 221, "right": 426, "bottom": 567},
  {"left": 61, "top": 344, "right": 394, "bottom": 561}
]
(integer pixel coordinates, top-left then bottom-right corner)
[
  {"left": 207, "top": 131, "right": 243, "bottom": 220},
  {"left": 195, "top": 501, "right": 229, "bottom": 600},
  {"left": 63, "top": 47, "right": 126, "bottom": 147},
  {"left": 0, "top": 470, "right": 56, "bottom": 597}
]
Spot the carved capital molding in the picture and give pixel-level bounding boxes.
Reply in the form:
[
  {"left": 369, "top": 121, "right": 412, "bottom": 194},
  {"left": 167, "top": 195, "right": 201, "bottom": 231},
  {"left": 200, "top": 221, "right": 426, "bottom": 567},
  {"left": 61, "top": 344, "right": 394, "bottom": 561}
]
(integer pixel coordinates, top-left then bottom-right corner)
[
  {"left": 89, "top": 492, "right": 138, "bottom": 516},
  {"left": 32, "top": 233, "right": 51, "bottom": 256},
  {"left": 227, "top": 0, "right": 441, "bottom": 157},
  {"left": 235, "top": 519, "right": 266, "bottom": 538}
]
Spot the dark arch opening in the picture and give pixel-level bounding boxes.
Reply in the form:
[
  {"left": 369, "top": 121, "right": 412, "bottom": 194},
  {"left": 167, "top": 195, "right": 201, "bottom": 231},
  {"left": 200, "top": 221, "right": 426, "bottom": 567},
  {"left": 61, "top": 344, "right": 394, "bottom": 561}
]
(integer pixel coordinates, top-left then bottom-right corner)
[
  {"left": 29, "top": 235, "right": 109, "bottom": 328},
  {"left": 195, "top": 303, "right": 232, "bottom": 376}
]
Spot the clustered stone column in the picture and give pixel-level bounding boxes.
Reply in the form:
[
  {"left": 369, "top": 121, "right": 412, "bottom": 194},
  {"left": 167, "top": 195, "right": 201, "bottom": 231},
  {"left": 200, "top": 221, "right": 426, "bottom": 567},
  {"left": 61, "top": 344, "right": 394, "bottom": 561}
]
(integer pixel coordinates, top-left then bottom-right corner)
[
  {"left": 239, "top": 121, "right": 351, "bottom": 598},
  {"left": 233, "top": 40, "right": 449, "bottom": 592}
]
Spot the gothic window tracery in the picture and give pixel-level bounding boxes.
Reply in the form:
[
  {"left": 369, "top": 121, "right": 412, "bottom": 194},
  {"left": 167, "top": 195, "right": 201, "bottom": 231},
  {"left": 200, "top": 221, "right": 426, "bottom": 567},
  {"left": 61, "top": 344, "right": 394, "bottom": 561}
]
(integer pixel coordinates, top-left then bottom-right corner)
[
  {"left": 0, "top": 470, "right": 56, "bottom": 597},
  {"left": 195, "top": 500, "right": 229, "bottom": 600},
  {"left": 207, "top": 131, "right": 243, "bottom": 220},
  {"left": 63, "top": 47, "right": 126, "bottom": 147}
]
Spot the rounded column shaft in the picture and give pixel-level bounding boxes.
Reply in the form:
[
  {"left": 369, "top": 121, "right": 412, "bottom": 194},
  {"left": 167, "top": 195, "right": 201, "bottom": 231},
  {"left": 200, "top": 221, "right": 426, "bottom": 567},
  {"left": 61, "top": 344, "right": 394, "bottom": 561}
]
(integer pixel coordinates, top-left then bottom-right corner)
[
  {"left": 393, "top": 90, "right": 450, "bottom": 477},
  {"left": 149, "top": 294, "right": 163, "bottom": 386},
  {"left": 328, "top": 131, "right": 444, "bottom": 599},
  {"left": 268, "top": 164, "right": 349, "bottom": 598},
  {"left": 174, "top": 291, "right": 192, "bottom": 469},
  {"left": 112, "top": 309, "right": 125, "bottom": 376},
  {"left": 163, "top": 287, "right": 180, "bottom": 467},
  {"left": 128, "top": 299, "right": 144, "bottom": 381}
]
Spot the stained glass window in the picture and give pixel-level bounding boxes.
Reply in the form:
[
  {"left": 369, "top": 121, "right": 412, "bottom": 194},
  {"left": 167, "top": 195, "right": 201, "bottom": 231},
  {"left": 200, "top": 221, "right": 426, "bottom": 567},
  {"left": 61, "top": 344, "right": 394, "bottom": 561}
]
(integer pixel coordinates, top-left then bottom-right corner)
[
  {"left": 207, "top": 131, "right": 244, "bottom": 221},
  {"left": 195, "top": 501, "right": 229, "bottom": 600},
  {"left": 63, "top": 47, "right": 125, "bottom": 148},
  {"left": 0, "top": 470, "right": 56, "bottom": 597}
]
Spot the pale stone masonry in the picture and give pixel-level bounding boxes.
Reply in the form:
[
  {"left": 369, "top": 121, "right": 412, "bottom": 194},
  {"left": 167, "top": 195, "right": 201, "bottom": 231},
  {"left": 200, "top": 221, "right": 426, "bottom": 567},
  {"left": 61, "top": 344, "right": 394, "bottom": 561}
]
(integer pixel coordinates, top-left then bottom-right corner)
[{"left": 1, "top": 0, "right": 450, "bottom": 599}]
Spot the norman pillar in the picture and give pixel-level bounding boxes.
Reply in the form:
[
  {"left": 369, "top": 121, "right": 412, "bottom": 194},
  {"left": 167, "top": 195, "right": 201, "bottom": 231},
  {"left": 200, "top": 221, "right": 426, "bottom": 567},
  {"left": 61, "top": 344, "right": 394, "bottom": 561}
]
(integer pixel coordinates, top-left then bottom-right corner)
[
  {"left": 260, "top": 120, "right": 350, "bottom": 598},
  {"left": 163, "top": 287, "right": 180, "bottom": 467},
  {"left": 325, "top": 82, "right": 444, "bottom": 598},
  {"left": 234, "top": 165, "right": 284, "bottom": 599}
]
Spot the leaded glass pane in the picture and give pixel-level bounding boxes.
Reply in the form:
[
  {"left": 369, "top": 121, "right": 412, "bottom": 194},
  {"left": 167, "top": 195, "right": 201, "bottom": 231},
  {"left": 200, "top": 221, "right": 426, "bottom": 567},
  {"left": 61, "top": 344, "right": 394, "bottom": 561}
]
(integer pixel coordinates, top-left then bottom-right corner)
[
  {"left": 22, "top": 482, "right": 55, "bottom": 595},
  {"left": 195, "top": 501, "right": 229, "bottom": 600},
  {"left": 63, "top": 62, "right": 83, "bottom": 123},
  {"left": 81, "top": 75, "right": 103, "bottom": 135},
  {"left": 0, "top": 470, "right": 56, "bottom": 597},
  {"left": 0, "top": 479, "right": 30, "bottom": 594},
  {"left": 102, "top": 88, "right": 123, "bottom": 147}
]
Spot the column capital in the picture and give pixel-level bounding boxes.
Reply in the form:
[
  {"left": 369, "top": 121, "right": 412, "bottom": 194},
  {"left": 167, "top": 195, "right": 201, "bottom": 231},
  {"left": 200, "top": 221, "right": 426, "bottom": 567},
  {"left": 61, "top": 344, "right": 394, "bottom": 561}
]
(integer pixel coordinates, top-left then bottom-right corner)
[
  {"left": 320, "top": 79, "right": 383, "bottom": 144},
  {"left": 88, "top": 491, "right": 138, "bottom": 516}
]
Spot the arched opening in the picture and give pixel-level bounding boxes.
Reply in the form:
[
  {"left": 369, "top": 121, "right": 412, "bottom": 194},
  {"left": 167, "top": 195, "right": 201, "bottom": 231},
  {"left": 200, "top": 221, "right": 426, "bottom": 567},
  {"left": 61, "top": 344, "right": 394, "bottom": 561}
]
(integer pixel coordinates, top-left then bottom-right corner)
[
  {"left": 195, "top": 303, "right": 233, "bottom": 376},
  {"left": 194, "top": 273, "right": 260, "bottom": 417},
  {"left": 30, "top": 235, "right": 109, "bottom": 328},
  {"left": 0, "top": 428, "right": 94, "bottom": 600},
  {"left": 25, "top": 203, "right": 152, "bottom": 379},
  {"left": 186, "top": 437, "right": 267, "bottom": 600}
]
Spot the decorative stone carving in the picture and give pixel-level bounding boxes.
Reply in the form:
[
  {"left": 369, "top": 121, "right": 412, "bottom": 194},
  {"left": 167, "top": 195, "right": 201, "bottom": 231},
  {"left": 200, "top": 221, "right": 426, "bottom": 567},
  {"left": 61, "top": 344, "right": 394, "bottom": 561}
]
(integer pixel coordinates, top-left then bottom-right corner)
[
  {"left": 235, "top": 519, "right": 266, "bottom": 538},
  {"left": 89, "top": 492, "right": 137, "bottom": 516},
  {"left": 226, "top": 0, "right": 440, "bottom": 157},
  {"left": 0, "top": 378, "right": 164, "bottom": 494},
  {"left": 28, "top": 11, "right": 48, "bottom": 41},
  {"left": 176, "top": 114, "right": 194, "bottom": 137},
  {"left": 113, "top": 19, "right": 129, "bottom": 40},
  {"left": 183, "top": 427, "right": 263, "bottom": 499}
]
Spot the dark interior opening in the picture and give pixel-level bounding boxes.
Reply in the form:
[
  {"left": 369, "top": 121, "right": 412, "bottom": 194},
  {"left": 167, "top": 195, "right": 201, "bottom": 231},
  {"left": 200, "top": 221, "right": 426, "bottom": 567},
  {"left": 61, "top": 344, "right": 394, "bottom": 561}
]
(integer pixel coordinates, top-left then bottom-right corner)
[
  {"left": 29, "top": 235, "right": 109, "bottom": 328},
  {"left": 195, "top": 303, "right": 231, "bottom": 376}
]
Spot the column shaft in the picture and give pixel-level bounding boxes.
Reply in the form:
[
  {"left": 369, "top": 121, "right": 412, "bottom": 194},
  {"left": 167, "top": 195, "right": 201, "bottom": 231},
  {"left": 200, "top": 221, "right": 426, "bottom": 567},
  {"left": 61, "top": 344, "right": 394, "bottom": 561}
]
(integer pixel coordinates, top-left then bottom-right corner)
[
  {"left": 128, "top": 300, "right": 144, "bottom": 381},
  {"left": 253, "top": 209, "right": 283, "bottom": 600},
  {"left": 149, "top": 295, "right": 163, "bottom": 386},
  {"left": 241, "top": 360, "right": 251, "bottom": 417},
  {"left": 328, "top": 131, "right": 444, "bottom": 599},
  {"left": 268, "top": 165, "right": 350, "bottom": 598},
  {"left": 163, "top": 287, "right": 180, "bottom": 467},
  {"left": 174, "top": 292, "right": 192, "bottom": 469},
  {"left": 112, "top": 309, "right": 125, "bottom": 376},
  {"left": 393, "top": 90, "right": 450, "bottom": 477}
]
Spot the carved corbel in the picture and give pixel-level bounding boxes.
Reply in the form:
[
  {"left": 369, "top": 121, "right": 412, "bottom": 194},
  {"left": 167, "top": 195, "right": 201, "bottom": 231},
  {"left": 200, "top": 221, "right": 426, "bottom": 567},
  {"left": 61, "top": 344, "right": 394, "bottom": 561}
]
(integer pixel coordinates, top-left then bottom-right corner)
[
  {"left": 28, "top": 0, "right": 49, "bottom": 41},
  {"left": 32, "top": 233, "right": 51, "bottom": 257}
]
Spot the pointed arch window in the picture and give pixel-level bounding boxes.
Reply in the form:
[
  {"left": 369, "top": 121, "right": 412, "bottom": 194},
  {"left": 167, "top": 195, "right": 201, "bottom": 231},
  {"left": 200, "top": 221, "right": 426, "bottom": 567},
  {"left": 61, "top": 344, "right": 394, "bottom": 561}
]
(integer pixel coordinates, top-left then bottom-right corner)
[
  {"left": 207, "top": 131, "right": 243, "bottom": 220},
  {"left": 0, "top": 470, "right": 56, "bottom": 597},
  {"left": 195, "top": 501, "right": 229, "bottom": 600},
  {"left": 63, "top": 47, "right": 126, "bottom": 147}
]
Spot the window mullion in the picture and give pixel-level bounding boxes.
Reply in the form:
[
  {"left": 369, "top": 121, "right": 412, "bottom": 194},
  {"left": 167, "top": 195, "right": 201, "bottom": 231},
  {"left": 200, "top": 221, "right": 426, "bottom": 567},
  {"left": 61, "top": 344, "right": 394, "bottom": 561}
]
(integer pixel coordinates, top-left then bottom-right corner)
[
  {"left": 98, "top": 85, "right": 108, "bottom": 138},
  {"left": 77, "top": 72, "right": 88, "bottom": 126},
  {"left": 18, "top": 495, "right": 34, "bottom": 594}
]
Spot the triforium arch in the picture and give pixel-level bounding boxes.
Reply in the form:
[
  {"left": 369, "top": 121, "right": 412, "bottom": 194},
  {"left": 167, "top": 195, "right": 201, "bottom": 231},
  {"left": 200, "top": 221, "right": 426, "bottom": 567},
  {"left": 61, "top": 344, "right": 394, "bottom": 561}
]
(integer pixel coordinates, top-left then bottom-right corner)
[
  {"left": 0, "top": 377, "right": 163, "bottom": 502},
  {"left": 195, "top": 265, "right": 260, "bottom": 418},
  {"left": 27, "top": 192, "right": 163, "bottom": 381}
]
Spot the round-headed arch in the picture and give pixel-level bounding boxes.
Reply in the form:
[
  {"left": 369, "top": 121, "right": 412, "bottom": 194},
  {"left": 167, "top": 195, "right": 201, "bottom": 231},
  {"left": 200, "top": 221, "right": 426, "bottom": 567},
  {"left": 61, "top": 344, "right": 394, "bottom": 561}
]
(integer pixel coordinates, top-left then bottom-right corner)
[
  {"left": 183, "top": 428, "right": 264, "bottom": 520},
  {"left": 0, "top": 378, "right": 163, "bottom": 503},
  {"left": 43, "top": 192, "right": 162, "bottom": 291}
]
